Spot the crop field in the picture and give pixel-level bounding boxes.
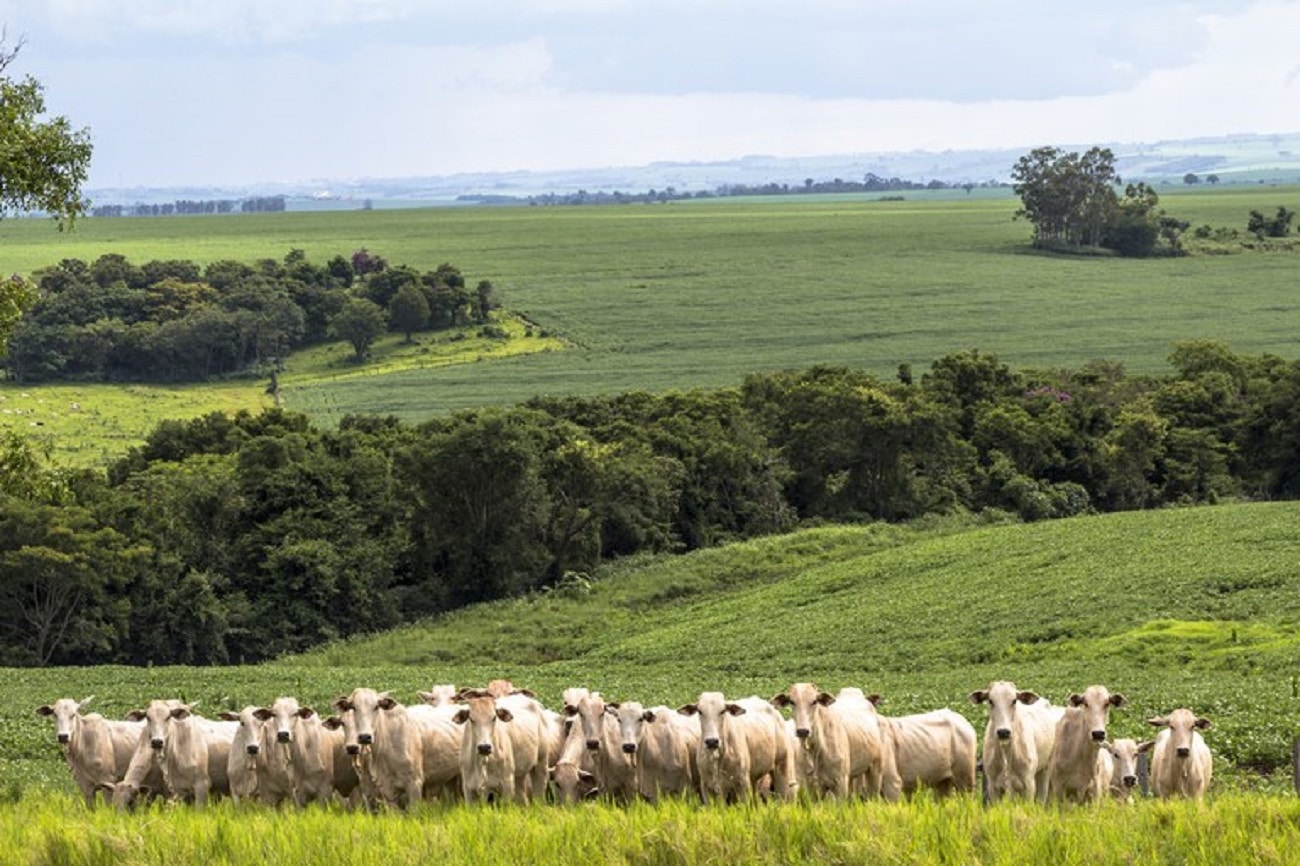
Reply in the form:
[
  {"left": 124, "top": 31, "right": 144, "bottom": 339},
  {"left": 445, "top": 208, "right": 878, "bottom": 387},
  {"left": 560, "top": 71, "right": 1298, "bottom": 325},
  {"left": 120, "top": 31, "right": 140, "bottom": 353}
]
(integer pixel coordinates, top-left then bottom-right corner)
[{"left": 2, "top": 186, "right": 1298, "bottom": 463}]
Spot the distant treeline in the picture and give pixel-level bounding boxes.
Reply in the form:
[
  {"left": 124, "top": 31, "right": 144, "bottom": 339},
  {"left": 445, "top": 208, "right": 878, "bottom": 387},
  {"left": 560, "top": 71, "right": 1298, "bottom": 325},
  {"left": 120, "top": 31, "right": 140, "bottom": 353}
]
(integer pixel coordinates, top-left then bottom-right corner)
[
  {"left": 3, "top": 342, "right": 1297, "bottom": 666},
  {"left": 460, "top": 175, "right": 1007, "bottom": 206},
  {"left": 90, "top": 196, "right": 287, "bottom": 217},
  {"left": 3, "top": 249, "right": 495, "bottom": 382}
]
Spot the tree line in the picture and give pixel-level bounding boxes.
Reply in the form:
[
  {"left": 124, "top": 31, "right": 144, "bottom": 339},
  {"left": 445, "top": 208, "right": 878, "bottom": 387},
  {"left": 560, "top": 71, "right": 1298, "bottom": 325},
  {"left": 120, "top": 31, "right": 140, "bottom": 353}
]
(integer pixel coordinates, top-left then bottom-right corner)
[
  {"left": 2, "top": 341, "right": 1297, "bottom": 667},
  {"left": 90, "top": 197, "right": 288, "bottom": 218},
  {"left": 2, "top": 249, "right": 497, "bottom": 382}
]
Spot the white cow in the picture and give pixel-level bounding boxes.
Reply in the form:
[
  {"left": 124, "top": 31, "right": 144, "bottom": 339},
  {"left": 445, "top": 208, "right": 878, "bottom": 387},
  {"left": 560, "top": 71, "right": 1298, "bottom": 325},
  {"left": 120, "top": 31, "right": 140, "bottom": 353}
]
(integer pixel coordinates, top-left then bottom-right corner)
[
  {"left": 331, "top": 688, "right": 425, "bottom": 808},
  {"left": 771, "top": 683, "right": 884, "bottom": 799},
  {"left": 875, "top": 706, "right": 977, "bottom": 800},
  {"left": 127, "top": 700, "right": 235, "bottom": 807},
  {"left": 1105, "top": 738, "right": 1144, "bottom": 800},
  {"left": 418, "top": 684, "right": 460, "bottom": 708},
  {"left": 678, "top": 692, "right": 797, "bottom": 804},
  {"left": 1145, "top": 708, "right": 1212, "bottom": 799},
  {"left": 612, "top": 701, "right": 699, "bottom": 801},
  {"left": 573, "top": 692, "right": 636, "bottom": 802},
  {"left": 321, "top": 713, "right": 373, "bottom": 807},
  {"left": 969, "top": 681, "right": 1063, "bottom": 803},
  {"left": 406, "top": 702, "right": 463, "bottom": 802},
  {"left": 36, "top": 697, "right": 143, "bottom": 806},
  {"left": 109, "top": 701, "right": 182, "bottom": 810},
  {"left": 258, "top": 697, "right": 336, "bottom": 806},
  {"left": 217, "top": 706, "right": 269, "bottom": 803},
  {"left": 550, "top": 713, "right": 599, "bottom": 803},
  {"left": 1046, "top": 684, "right": 1127, "bottom": 804},
  {"left": 454, "top": 692, "right": 519, "bottom": 803}
]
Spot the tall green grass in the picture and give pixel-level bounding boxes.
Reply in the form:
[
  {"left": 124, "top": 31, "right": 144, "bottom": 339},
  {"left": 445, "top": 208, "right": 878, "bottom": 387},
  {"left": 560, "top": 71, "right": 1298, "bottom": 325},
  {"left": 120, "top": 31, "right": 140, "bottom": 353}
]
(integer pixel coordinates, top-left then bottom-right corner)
[{"left": 4, "top": 793, "right": 1297, "bottom": 865}]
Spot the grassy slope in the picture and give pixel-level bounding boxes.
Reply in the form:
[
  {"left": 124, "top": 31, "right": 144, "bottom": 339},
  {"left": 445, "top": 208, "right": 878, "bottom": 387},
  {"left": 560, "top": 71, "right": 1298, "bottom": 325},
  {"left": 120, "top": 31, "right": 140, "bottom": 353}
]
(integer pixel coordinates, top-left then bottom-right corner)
[{"left": 6, "top": 503, "right": 1300, "bottom": 792}]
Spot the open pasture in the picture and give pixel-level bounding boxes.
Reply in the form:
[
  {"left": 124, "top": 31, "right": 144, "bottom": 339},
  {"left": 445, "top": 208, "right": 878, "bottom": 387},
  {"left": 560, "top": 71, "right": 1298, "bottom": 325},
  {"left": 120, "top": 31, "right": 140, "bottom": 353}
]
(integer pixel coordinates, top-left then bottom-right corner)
[{"left": 3, "top": 188, "right": 1299, "bottom": 438}]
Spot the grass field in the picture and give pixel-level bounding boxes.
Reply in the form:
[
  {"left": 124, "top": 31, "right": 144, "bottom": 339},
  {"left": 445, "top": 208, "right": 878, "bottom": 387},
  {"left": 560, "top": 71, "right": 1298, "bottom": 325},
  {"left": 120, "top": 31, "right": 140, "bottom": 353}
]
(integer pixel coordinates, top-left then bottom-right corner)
[{"left": 3, "top": 187, "right": 1299, "bottom": 459}]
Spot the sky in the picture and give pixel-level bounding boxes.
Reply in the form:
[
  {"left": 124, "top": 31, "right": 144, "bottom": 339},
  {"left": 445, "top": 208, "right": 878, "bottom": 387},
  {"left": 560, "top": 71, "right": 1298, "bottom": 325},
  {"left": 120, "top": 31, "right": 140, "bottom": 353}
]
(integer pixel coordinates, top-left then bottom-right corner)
[{"left": 3, "top": 0, "right": 1299, "bottom": 189}]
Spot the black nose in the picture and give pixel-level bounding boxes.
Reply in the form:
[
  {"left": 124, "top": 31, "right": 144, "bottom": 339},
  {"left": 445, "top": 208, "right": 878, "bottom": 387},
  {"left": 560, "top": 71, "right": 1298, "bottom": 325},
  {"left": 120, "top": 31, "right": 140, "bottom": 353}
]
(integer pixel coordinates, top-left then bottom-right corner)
[
  {"left": 795, "top": 728, "right": 810, "bottom": 739},
  {"left": 1176, "top": 747, "right": 1190, "bottom": 758},
  {"left": 586, "top": 739, "right": 600, "bottom": 751},
  {"left": 622, "top": 743, "right": 637, "bottom": 754},
  {"left": 357, "top": 733, "right": 373, "bottom": 745},
  {"left": 346, "top": 744, "right": 359, "bottom": 755},
  {"left": 277, "top": 731, "right": 291, "bottom": 744},
  {"left": 477, "top": 743, "right": 493, "bottom": 756},
  {"left": 996, "top": 729, "right": 1012, "bottom": 741},
  {"left": 1091, "top": 730, "right": 1106, "bottom": 742},
  {"left": 704, "top": 738, "right": 720, "bottom": 750},
  {"left": 247, "top": 744, "right": 260, "bottom": 755},
  {"left": 1122, "top": 776, "right": 1137, "bottom": 787},
  {"left": 150, "top": 738, "right": 164, "bottom": 750},
  {"left": 57, "top": 733, "right": 70, "bottom": 744}
]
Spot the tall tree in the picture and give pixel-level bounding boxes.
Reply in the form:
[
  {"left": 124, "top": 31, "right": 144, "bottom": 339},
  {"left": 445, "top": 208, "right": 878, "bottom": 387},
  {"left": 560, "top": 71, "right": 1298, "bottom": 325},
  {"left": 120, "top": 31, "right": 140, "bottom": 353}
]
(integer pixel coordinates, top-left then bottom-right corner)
[
  {"left": 1011, "top": 146, "right": 1119, "bottom": 248},
  {"left": 330, "top": 297, "right": 388, "bottom": 359},
  {"left": 0, "top": 38, "right": 93, "bottom": 228}
]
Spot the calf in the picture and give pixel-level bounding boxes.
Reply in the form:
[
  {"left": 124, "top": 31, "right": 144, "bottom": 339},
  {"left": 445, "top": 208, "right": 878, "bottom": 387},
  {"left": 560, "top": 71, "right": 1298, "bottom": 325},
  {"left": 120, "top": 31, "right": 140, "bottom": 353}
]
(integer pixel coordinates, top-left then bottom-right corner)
[
  {"left": 36, "top": 697, "right": 142, "bottom": 807},
  {"left": 1046, "top": 684, "right": 1127, "bottom": 804},
  {"left": 679, "top": 692, "right": 796, "bottom": 804},
  {"left": 1146, "top": 708, "right": 1212, "bottom": 799},
  {"left": 1105, "top": 738, "right": 1144, "bottom": 800},
  {"left": 969, "top": 681, "right": 1063, "bottom": 803},
  {"left": 771, "top": 683, "right": 884, "bottom": 799}
]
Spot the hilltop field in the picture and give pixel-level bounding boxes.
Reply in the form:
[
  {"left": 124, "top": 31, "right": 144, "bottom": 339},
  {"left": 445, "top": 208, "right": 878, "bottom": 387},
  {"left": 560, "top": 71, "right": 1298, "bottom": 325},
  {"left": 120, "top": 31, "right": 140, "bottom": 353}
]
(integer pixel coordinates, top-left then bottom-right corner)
[{"left": 2, "top": 186, "right": 1298, "bottom": 464}]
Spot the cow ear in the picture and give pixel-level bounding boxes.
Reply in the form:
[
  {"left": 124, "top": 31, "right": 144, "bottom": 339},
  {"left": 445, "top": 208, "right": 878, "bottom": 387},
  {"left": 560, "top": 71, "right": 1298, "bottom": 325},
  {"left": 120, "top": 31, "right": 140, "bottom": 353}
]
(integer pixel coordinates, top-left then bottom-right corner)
[
  {"left": 724, "top": 703, "right": 746, "bottom": 716},
  {"left": 79, "top": 696, "right": 95, "bottom": 710},
  {"left": 452, "top": 709, "right": 470, "bottom": 725},
  {"left": 1108, "top": 693, "right": 1128, "bottom": 708},
  {"left": 678, "top": 704, "right": 698, "bottom": 716},
  {"left": 1016, "top": 691, "right": 1039, "bottom": 705},
  {"left": 515, "top": 688, "right": 536, "bottom": 698},
  {"left": 496, "top": 708, "right": 514, "bottom": 723},
  {"left": 1068, "top": 693, "right": 1085, "bottom": 707},
  {"left": 322, "top": 716, "right": 343, "bottom": 730},
  {"left": 253, "top": 708, "right": 273, "bottom": 721},
  {"left": 642, "top": 710, "right": 656, "bottom": 723},
  {"left": 297, "top": 707, "right": 316, "bottom": 719},
  {"left": 36, "top": 705, "right": 54, "bottom": 716},
  {"left": 968, "top": 691, "right": 987, "bottom": 705},
  {"left": 605, "top": 702, "right": 620, "bottom": 713},
  {"left": 1194, "top": 717, "right": 1212, "bottom": 730},
  {"left": 816, "top": 692, "right": 836, "bottom": 707},
  {"left": 217, "top": 712, "right": 238, "bottom": 722},
  {"left": 170, "top": 707, "right": 191, "bottom": 720},
  {"left": 418, "top": 691, "right": 435, "bottom": 704},
  {"left": 770, "top": 694, "right": 791, "bottom": 708},
  {"left": 377, "top": 697, "right": 398, "bottom": 711},
  {"left": 866, "top": 694, "right": 882, "bottom": 707},
  {"left": 125, "top": 709, "right": 146, "bottom": 721},
  {"left": 332, "top": 697, "right": 352, "bottom": 713},
  {"left": 1137, "top": 740, "right": 1156, "bottom": 754},
  {"left": 1147, "top": 716, "right": 1169, "bottom": 728}
]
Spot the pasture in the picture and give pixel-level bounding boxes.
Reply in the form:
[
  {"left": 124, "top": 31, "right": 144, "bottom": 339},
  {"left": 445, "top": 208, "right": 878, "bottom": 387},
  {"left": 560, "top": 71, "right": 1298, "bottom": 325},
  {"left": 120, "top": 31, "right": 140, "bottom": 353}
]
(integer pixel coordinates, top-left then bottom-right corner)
[{"left": 2, "top": 186, "right": 1298, "bottom": 463}]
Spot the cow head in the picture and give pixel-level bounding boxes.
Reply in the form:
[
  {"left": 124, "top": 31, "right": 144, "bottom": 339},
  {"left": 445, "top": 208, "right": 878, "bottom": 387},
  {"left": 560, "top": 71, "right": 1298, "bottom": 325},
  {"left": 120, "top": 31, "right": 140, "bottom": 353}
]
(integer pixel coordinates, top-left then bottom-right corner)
[
  {"left": 453, "top": 695, "right": 513, "bottom": 757},
  {"left": 612, "top": 700, "right": 647, "bottom": 758},
  {"left": 679, "top": 692, "right": 744, "bottom": 753},
  {"left": 36, "top": 697, "right": 93, "bottom": 745},
  {"left": 418, "top": 684, "right": 459, "bottom": 707},
  {"left": 574, "top": 693, "right": 610, "bottom": 753},
  {"left": 134, "top": 699, "right": 190, "bottom": 752},
  {"left": 259, "top": 696, "right": 304, "bottom": 745},
  {"left": 550, "top": 763, "right": 599, "bottom": 804},
  {"left": 1147, "top": 708, "right": 1211, "bottom": 759},
  {"left": 771, "top": 682, "right": 833, "bottom": 742},
  {"left": 1067, "top": 685, "right": 1126, "bottom": 743},
  {"left": 970, "top": 681, "right": 1040, "bottom": 743},
  {"left": 1106, "top": 738, "right": 1143, "bottom": 791},
  {"left": 331, "top": 688, "right": 395, "bottom": 748},
  {"left": 221, "top": 706, "right": 267, "bottom": 756}
]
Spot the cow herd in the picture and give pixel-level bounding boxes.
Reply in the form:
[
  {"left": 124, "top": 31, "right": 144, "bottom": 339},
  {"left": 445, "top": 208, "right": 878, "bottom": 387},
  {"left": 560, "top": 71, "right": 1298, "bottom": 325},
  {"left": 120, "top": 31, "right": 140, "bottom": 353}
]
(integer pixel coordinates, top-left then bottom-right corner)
[{"left": 34, "top": 678, "right": 1214, "bottom": 810}]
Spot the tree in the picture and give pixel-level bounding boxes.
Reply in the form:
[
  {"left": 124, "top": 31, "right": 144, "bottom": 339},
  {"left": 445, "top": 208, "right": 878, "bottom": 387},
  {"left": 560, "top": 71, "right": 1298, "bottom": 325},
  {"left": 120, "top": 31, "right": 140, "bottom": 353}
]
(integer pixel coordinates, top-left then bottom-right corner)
[
  {"left": 1206, "top": 174, "right": 1220, "bottom": 185},
  {"left": 0, "top": 38, "right": 93, "bottom": 228},
  {"left": 330, "top": 297, "right": 387, "bottom": 360},
  {"left": 1011, "top": 146, "right": 1120, "bottom": 249},
  {"left": 1247, "top": 206, "right": 1295, "bottom": 239},
  {"left": 388, "top": 284, "right": 429, "bottom": 342},
  {"left": 1183, "top": 173, "right": 1200, "bottom": 185}
]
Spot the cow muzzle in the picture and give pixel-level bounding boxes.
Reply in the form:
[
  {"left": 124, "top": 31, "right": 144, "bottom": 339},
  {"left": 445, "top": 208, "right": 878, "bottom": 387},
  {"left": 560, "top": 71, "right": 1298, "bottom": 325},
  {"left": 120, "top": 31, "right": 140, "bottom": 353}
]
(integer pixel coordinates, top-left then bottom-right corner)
[
  {"left": 57, "top": 733, "right": 71, "bottom": 745},
  {"left": 357, "top": 733, "right": 374, "bottom": 746},
  {"left": 1176, "top": 747, "right": 1191, "bottom": 758},
  {"left": 996, "top": 728, "right": 1012, "bottom": 741},
  {"left": 795, "top": 728, "right": 810, "bottom": 740},
  {"left": 477, "top": 743, "right": 493, "bottom": 757},
  {"left": 150, "top": 738, "right": 164, "bottom": 750},
  {"left": 345, "top": 744, "right": 360, "bottom": 756},
  {"left": 1122, "top": 775, "right": 1137, "bottom": 787},
  {"left": 622, "top": 743, "right": 637, "bottom": 754},
  {"left": 246, "top": 743, "right": 260, "bottom": 755},
  {"left": 277, "top": 731, "right": 291, "bottom": 744},
  {"left": 585, "top": 739, "right": 600, "bottom": 751},
  {"left": 704, "top": 737, "right": 720, "bottom": 751},
  {"left": 1090, "top": 730, "right": 1106, "bottom": 742}
]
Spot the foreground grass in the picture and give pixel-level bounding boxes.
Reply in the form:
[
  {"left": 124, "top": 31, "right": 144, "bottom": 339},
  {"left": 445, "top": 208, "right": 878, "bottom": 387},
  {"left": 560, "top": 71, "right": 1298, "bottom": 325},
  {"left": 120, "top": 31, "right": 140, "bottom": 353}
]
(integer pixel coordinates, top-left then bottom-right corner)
[{"left": 6, "top": 793, "right": 1298, "bottom": 865}]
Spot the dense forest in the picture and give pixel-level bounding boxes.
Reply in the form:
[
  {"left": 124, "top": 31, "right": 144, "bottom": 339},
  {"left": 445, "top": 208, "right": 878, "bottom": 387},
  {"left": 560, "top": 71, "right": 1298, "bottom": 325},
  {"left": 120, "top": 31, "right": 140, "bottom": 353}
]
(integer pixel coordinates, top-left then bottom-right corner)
[
  {"left": 2, "top": 340, "right": 1296, "bottom": 666},
  {"left": 3, "top": 249, "right": 496, "bottom": 382}
]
